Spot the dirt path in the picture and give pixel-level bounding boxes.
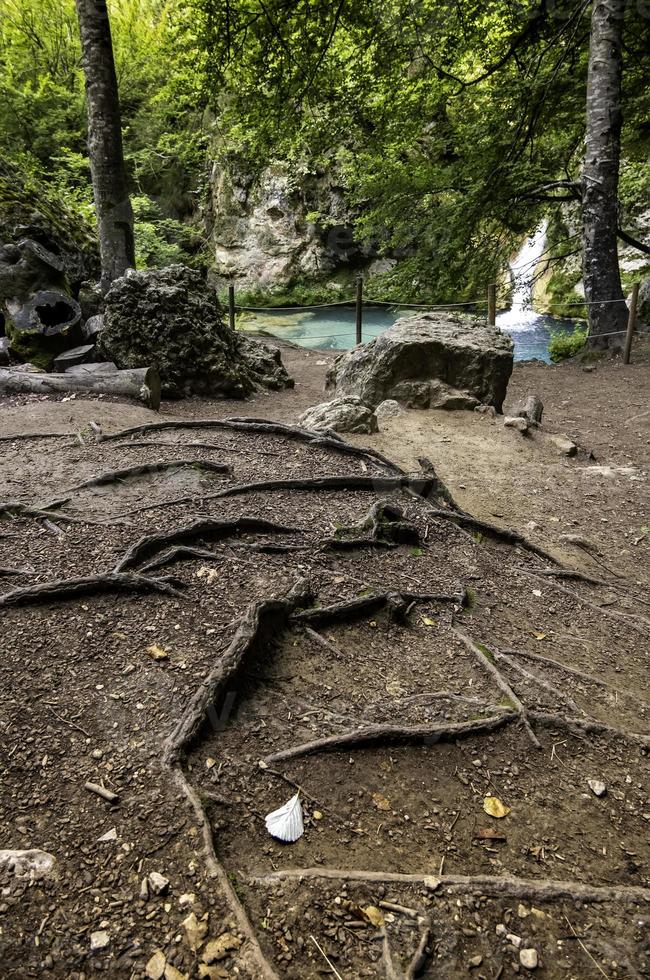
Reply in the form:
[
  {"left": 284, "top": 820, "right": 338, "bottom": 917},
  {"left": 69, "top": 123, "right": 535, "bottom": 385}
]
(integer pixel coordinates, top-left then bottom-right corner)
[{"left": 0, "top": 344, "right": 648, "bottom": 980}]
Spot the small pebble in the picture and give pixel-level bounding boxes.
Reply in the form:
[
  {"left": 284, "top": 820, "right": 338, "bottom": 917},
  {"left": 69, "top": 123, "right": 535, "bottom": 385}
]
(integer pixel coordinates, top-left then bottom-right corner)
[{"left": 520, "top": 948, "right": 539, "bottom": 970}]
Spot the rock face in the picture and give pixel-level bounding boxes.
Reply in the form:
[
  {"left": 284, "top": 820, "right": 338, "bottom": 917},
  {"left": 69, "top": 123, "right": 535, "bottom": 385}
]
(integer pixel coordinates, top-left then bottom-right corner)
[
  {"left": 299, "top": 395, "right": 378, "bottom": 434},
  {"left": 98, "top": 265, "right": 292, "bottom": 398},
  {"left": 327, "top": 313, "right": 513, "bottom": 412},
  {"left": 638, "top": 278, "right": 650, "bottom": 329}
]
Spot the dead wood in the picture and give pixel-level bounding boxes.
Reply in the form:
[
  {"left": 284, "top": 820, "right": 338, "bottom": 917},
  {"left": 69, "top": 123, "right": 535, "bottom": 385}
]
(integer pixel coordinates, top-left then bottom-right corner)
[
  {"left": 262, "top": 714, "right": 515, "bottom": 765},
  {"left": 0, "top": 366, "right": 161, "bottom": 410},
  {"left": 453, "top": 629, "right": 541, "bottom": 749},
  {"left": 292, "top": 589, "right": 465, "bottom": 626},
  {"left": 250, "top": 868, "right": 650, "bottom": 905},
  {"left": 303, "top": 626, "right": 346, "bottom": 660},
  {"left": 164, "top": 578, "right": 311, "bottom": 764},
  {"left": 65, "top": 459, "right": 231, "bottom": 494},
  {"left": 0, "top": 572, "right": 187, "bottom": 608},
  {"left": 115, "top": 516, "right": 303, "bottom": 572},
  {"left": 84, "top": 781, "right": 119, "bottom": 804},
  {"left": 405, "top": 925, "right": 432, "bottom": 980}
]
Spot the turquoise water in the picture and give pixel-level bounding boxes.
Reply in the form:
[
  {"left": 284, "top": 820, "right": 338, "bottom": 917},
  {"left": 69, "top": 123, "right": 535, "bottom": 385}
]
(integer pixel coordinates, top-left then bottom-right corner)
[{"left": 239, "top": 305, "right": 578, "bottom": 363}]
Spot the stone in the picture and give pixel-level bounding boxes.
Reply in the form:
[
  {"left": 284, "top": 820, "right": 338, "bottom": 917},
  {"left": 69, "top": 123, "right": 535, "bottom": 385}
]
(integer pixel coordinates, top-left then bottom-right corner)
[
  {"left": 514, "top": 393, "right": 544, "bottom": 424},
  {"left": 6, "top": 361, "right": 45, "bottom": 373},
  {"left": 202, "top": 932, "right": 242, "bottom": 964},
  {"left": 0, "top": 336, "right": 10, "bottom": 365},
  {"left": 496, "top": 924, "right": 507, "bottom": 937},
  {"left": 90, "top": 931, "right": 110, "bottom": 952},
  {"left": 145, "top": 950, "right": 166, "bottom": 980},
  {"left": 148, "top": 871, "right": 170, "bottom": 895},
  {"left": 182, "top": 910, "right": 209, "bottom": 952},
  {"left": 587, "top": 778, "right": 607, "bottom": 797},
  {"left": 299, "top": 395, "right": 378, "bottom": 434},
  {"left": 237, "top": 334, "right": 294, "bottom": 390},
  {"left": 53, "top": 344, "right": 95, "bottom": 371},
  {"left": 520, "top": 948, "right": 539, "bottom": 970},
  {"left": 326, "top": 312, "right": 513, "bottom": 412},
  {"left": 468, "top": 954, "right": 483, "bottom": 968},
  {"left": 506, "top": 932, "right": 522, "bottom": 947},
  {"left": 82, "top": 314, "right": 106, "bottom": 341},
  {"left": 96, "top": 827, "right": 117, "bottom": 842},
  {"left": 474, "top": 403, "right": 497, "bottom": 418},
  {"left": 99, "top": 265, "right": 291, "bottom": 398},
  {"left": 504, "top": 416, "right": 529, "bottom": 433},
  {"left": 374, "top": 398, "right": 402, "bottom": 422},
  {"left": 549, "top": 434, "right": 577, "bottom": 457},
  {"left": 0, "top": 848, "right": 57, "bottom": 880}
]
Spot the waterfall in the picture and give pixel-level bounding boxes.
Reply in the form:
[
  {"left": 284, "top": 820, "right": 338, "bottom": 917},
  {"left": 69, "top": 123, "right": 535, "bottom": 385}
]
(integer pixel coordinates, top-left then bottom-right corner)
[{"left": 497, "top": 221, "right": 548, "bottom": 331}]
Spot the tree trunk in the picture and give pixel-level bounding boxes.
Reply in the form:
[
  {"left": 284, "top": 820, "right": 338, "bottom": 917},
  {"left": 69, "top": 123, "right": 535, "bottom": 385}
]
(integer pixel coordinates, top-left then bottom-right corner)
[
  {"left": 581, "top": 0, "right": 628, "bottom": 347},
  {"left": 75, "top": 0, "right": 135, "bottom": 291},
  {"left": 0, "top": 366, "right": 161, "bottom": 410}
]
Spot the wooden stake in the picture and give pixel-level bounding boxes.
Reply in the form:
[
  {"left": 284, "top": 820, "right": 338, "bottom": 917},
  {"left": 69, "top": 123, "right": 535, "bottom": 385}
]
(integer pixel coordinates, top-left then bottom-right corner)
[
  {"left": 355, "top": 275, "right": 363, "bottom": 344},
  {"left": 228, "top": 283, "right": 236, "bottom": 333},
  {"left": 487, "top": 283, "right": 496, "bottom": 326},
  {"left": 623, "top": 281, "right": 639, "bottom": 364}
]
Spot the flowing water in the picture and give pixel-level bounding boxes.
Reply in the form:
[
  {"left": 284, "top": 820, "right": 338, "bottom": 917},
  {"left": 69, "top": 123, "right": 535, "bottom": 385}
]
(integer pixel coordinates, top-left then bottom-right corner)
[{"left": 239, "top": 226, "right": 579, "bottom": 361}]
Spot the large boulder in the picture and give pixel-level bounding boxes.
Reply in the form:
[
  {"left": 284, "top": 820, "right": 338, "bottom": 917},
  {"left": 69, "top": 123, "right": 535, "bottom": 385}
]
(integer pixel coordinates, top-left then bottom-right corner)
[
  {"left": 98, "top": 265, "right": 292, "bottom": 398},
  {"left": 326, "top": 313, "right": 514, "bottom": 412},
  {"left": 299, "top": 395, "right": 378, "bottom": 434}
]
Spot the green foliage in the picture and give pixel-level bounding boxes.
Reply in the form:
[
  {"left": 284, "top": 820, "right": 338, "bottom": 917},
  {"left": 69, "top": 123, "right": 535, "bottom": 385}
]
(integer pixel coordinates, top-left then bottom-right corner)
[
  {"left": 131, "top": 195, "right": 203, "bottom": 268},
  {"left": 548, "top": 324, "right": 588, "bottom": 363}
]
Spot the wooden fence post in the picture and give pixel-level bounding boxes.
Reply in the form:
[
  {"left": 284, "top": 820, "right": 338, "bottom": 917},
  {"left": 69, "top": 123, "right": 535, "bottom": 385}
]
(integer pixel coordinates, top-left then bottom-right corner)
[
  {"left": 487, "top": 283, "right": 496, "bottom": 326},
  {"left": 228, "top": 283, "right": 236, "bottom": 332},
  {"left": 623, "top": 282, "right": 640, "bottom": 365},
  {"left": 355, "top": 276, "right": 363, "bottom": 345}
]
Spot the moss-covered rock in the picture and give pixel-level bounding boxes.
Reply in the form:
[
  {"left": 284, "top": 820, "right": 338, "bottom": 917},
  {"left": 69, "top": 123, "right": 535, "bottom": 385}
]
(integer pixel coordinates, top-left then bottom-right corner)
[{"left": 99, "top": 265, "right": 292, "bottom": 398}]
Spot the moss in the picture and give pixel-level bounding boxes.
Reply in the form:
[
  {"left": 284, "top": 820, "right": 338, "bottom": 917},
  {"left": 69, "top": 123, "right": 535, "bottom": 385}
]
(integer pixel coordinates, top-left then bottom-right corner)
[{"left": 476, "top": 641, "right": 495, "bottom": 663}]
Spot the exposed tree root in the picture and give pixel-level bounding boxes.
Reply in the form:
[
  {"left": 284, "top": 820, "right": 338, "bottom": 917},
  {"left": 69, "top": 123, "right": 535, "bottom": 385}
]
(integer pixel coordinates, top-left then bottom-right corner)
[
  {"left": 521, "top": 566, "right": 605, "bottom": 585},
  {"left": 0, "top": 432, "right": 72, "bottom": 443},
  {"left": 164, "top": 578, "right": 311, "bottom": 764},
  {"left": 453, "top": 629, "right": 541, "bottom": 749},
  {"left": 524, "top": 571, "right": 650, "bottom": 633},
  {"left": 494, "top": 649, "right": 583, "bottom": 715},
  {"left": 0, "top": 501, "right": 106, "bottom": 526},
  {"left": 100, "top": 417, "right": 404, "bottom": 473},
  {"left": 262, "top": 714, "right": 515, "bottom": 765},
  {"left": 64, "top": 459, "right": 231, "bottom": 494},
  {"left": 249, "top": 868, "right": 650, "bottom": 905},
  {"left": 529, "top": 711, "right": 650, "bottom": 747},
  {"left": 426, "top": 507, "right": 561, "bottom": 565},
  {"left": 292, "top": 589, "right": 465, "bottom": 627},
  {"left": 303, "top": 626, "right": 346, "bottom": 660},
  {"left": 170, "top": 766, "right": 280, "bottom": 980},
  {"left": 115, "top": 516, "right": 303, "bottom": 572},
  {"left": 319, "top": 536, "right": 398, "bottom": 551},
  {"left": 405, "top": 925, "right": 432, "bottom": 980},
  {"left": 139, "top": 545, "right": 221, "bottom": 574},
  {"left": 0, "top": 567, "right": 33, "bottom": 578},
  {"left": 0, "top": 572, "right": 187, "bottom": 608},
  {"left": 111, "top": 439, "right": 282, "bottom": 457},
  {"left": 503, "top": 647, "right": 649, "bottom": 708}
]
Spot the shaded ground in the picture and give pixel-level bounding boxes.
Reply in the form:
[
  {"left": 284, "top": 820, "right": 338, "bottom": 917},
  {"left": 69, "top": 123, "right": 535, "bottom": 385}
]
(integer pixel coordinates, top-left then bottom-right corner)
[{"left": 0, "top": 341, "right": 648, "bottom": 980}]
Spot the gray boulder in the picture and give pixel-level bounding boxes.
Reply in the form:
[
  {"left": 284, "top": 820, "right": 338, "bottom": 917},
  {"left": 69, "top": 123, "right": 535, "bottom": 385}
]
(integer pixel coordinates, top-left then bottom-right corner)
[
  {"left": 638, "top": 278, "right": 650, "bottom": 330},
  {"left": 327, "top": 313, "right": 513, "bottom": 412},
  {"left": 299, "top": 395, "right": 378, "bottom": 434}
]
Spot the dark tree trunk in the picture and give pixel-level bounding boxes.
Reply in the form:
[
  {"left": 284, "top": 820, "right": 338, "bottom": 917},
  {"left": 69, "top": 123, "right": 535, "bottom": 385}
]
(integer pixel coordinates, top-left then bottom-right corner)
[
  {"left": 75, "top": 0, "right": 135, "bottom": 291},
  {"left": 581, "top": 0, "right": 628, "bottom": 347}
]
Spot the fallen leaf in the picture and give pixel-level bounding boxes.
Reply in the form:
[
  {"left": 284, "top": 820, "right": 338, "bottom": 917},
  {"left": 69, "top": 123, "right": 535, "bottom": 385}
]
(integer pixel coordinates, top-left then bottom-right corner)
[
  {"left": 196, "top": 565, "right": 219, "bottom": 585},
  {"left": 534, "top": 632, "right": 546, "bottom": 641},
  {"left": 313, "top": 810, "right": 323, "bottom": 820},
  {"left": 483, "top": 796, "right": 511, "bottom": 819},
  {"left": 202, "top": 933, "right": 242, "bottom": 964},
  {"left": 360, "top": 905, "right": 385, "bottom": 927},
  {"left": 385, "top": 680, "right": 406, "bottom": 696},
  {"left": 532, "top": 589, "right": 542, "bottom": 597},
  {"left": 146, "top": 644, "right": 168, "bottom": 661},
  {"left": 473, "top": 827, "right": 506, "bottom": 841},
  {"left": 372, "top": 792, "right": 391, "bottom": 811},
  {"left": 182, "top": 911, "right": 209, "bottom": 952},
  {"left": 421, "top": 616, "right": 437, "bottom": 627}
]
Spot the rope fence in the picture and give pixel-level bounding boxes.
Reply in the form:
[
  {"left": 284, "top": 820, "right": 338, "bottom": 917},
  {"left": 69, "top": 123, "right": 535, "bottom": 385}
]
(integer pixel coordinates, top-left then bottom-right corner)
[{"left": 227, "top": 278, "right": 643, "bottom": 363}]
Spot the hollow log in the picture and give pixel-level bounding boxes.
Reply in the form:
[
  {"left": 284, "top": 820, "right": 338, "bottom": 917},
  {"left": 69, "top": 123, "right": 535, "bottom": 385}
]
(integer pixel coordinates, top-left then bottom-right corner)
[{"left": 0, "top": 366, "right": 161, "bottom": 410}]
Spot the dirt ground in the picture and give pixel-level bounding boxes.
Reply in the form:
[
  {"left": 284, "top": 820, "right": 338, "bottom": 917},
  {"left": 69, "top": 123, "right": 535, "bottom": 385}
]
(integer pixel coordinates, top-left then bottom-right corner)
[{"left": 0, "top": 341, "right": 648, "bottom": 980}]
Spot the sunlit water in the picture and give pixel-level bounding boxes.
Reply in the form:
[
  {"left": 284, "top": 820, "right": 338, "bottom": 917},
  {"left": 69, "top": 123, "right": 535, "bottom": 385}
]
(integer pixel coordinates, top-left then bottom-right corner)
[{"left": 239, "top": 226, "right": 578, "bottom": 362}]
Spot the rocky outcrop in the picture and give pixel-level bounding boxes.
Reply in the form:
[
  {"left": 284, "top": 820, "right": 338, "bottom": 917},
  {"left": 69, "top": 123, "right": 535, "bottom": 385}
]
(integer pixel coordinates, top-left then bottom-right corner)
[
  {"left": 299, "top": 395, "right": 378, "bottom": 434},
  {"left": 98, "top": 265, "right": 292, "bottom": 398},
  {"left": 326, "top": 313, "right": 513, "bottom": 412}
]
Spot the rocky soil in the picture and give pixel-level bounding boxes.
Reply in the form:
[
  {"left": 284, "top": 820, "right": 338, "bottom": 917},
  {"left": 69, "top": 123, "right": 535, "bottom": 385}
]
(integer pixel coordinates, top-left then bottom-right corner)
[{"left": 0, "top": 341, "right": 648, "bottom": 979}]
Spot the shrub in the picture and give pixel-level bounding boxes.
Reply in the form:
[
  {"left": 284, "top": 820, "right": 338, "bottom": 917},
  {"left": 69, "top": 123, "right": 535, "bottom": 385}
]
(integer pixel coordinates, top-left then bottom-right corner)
[{"left": 548, "top": 323, "right": 588, "bottom": 362}]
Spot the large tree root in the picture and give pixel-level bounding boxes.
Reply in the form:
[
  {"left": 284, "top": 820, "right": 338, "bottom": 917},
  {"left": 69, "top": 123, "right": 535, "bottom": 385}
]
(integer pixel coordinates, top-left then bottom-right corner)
[
  {"left": 529, "top": 710, "right": 650, "bottom": 747},
  {"left": 453, "top": 629, "right": 541, "bottom": 749},
  {"left": 0, "top": 572, "right": 187, "bottom": 608},
  {"left": 111, "top": 439, "right": 282, "bottom": 458},
  {"left": 164, "top": 578, "right": 311, "bottom": 764},
  {"left": 426, "top": 507, "right": 561, "bottom": 565},
  {"left": 139, "top": 545, "right": 222, "bottom": 574},
  {"left": 64, "top": 459, "right": 231, "bottom": 494},
  {"left": 504, "top": 647, "right": 650, "bottom": 708},
  {"left": 0, "top": 501, "right": 106, "bottom": 526},
  {"left": 0, "top": 567, "right": 33, "bottom": 578},
  {"left": 100, "top": 417, "right": 405, "bottom": 473},
  {"left": 0, "top": 432, "right": 72, "bottom": 443},
  {"left": 170, "top": 766, "right": 280, "bottom": 980},
  {"left": 521, "top": 566, "right": 605, "bottom": 586},
  {"left": 249, "top": 868, "right": 650, "bottom": 905},
  {"left": 523, "top": 571, "right": 650, "bottom": 633},
  {"left": 292, "top": 589, "right": 466, "bottom": 627},
  {"left": 115, "top": 517, "right": 303, "bottom": 573},
  {"left": 262, "top": 714, "right": 515, "bottom": 765}
]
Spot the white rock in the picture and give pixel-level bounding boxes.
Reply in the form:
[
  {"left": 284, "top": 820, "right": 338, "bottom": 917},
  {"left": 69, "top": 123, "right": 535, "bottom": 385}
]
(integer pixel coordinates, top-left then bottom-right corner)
[
  {"left": 495, "top": 923, "right": 507, "bottom": 937},
  {"left": 148, "top": 871, "right": 170, "bottom": 895},
  {"left": 506, "top": 932, "right": 522, "bottom": 948},
  {"left": 504, "top": 416, "right": 529, "bottom": 433},
  {"left": 145, "top": 949, "right": 166, "bottom": 980},
  {"left": 97, "top": 827, "right": 117, "bottom": 842},
  {"left": 587, "top": 778, "right": 607, "bottom": 797},
  {"left": 0, "top": 849, "right": 57, "bottom": 880},
  {"left": 90, "top": 930, "right": 110, "bottom": 951},
  {"left": 520, "top": 947, "right": 539, "bottom": 970}
]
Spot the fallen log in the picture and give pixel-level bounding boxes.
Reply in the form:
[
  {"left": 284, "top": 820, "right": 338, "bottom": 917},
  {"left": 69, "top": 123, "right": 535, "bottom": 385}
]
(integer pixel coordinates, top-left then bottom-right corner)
[{"left": 0, "top": 366, "right": 161, "bottom": 410}]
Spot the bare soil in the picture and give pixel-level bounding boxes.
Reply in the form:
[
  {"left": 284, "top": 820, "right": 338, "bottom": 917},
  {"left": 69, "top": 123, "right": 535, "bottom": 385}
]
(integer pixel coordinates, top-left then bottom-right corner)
[{"left": 0, "top": 341, "right": 648, "bottom": 980}]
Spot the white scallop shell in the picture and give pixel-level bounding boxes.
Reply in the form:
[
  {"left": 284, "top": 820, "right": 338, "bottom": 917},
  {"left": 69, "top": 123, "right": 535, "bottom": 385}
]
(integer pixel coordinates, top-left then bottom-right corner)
[{"left": 264, "top": 792, "right": 304, "bottom": 842}]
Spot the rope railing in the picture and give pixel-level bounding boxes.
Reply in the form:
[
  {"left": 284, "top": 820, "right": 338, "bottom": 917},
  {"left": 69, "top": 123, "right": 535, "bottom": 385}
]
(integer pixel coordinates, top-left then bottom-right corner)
[{"left": 227, "top": 278, "right": 643, "bottom": 364}]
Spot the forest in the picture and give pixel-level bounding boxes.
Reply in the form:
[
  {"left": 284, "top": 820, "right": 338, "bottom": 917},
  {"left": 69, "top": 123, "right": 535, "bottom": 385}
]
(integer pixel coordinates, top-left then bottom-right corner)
[{"left": 0, "top": 3, "right": 649, "bottom": 980}]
